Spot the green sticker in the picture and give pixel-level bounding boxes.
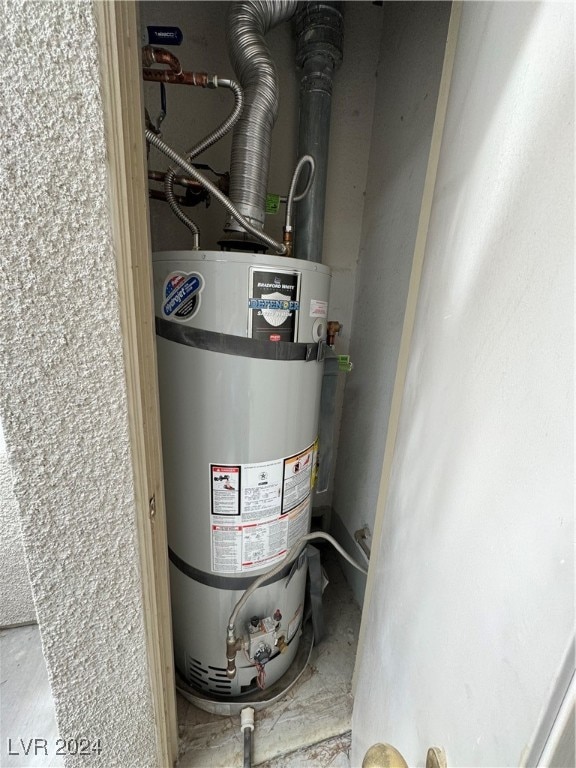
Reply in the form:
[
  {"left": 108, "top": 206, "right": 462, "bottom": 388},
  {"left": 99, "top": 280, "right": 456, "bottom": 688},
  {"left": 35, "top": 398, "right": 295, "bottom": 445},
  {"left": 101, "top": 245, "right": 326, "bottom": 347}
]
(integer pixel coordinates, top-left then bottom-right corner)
[{"left": 266, "top": 194, "right": 281, "bottom": 215}]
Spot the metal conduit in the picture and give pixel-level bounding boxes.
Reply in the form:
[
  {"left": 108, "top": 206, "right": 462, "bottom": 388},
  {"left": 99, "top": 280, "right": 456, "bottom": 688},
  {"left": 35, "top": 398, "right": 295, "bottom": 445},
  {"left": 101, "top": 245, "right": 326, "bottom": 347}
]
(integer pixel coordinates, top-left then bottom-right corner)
[
  {"left": 164, "top": 77, "right": 243, "bottom": 248},
  {"left": 145, "top": 129, "right": 287, "bottom": 255},
  {"left": 225, "top": 0, "right": 298, "bottom": 235}
]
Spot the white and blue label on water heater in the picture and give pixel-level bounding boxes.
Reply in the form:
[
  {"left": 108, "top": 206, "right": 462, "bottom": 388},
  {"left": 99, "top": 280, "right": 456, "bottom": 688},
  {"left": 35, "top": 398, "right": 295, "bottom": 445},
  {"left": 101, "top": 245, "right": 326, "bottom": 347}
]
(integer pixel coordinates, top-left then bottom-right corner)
[{"left": 162, "top": 271, "right": 204, "bottom": 321}]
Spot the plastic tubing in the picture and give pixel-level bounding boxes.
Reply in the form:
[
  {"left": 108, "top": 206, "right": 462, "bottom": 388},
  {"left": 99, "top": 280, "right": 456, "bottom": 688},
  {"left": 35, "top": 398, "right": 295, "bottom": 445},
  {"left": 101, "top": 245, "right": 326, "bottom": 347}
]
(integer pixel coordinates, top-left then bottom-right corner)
[
  {"left": 284, "top": 154, "right": 315, "bottom": 233},
  {"left": 227, "top": 531, "right": 368, "bottom": 633},
  {"left": 164, "top": 78, "right": 244, "bottom": 248},
  {"left": 146, "top": 129, "right": 287, "bottom": 255}
]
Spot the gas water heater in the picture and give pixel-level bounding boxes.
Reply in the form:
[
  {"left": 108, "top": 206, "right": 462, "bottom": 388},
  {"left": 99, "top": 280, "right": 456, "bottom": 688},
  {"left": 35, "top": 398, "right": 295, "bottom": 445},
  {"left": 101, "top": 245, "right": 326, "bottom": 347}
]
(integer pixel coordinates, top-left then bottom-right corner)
[
  {"left": 153, "top": 250, "right": 331, "bottom": 698},
  {"left": 144, "top": 0, "right": 348, "bottom": 707}
]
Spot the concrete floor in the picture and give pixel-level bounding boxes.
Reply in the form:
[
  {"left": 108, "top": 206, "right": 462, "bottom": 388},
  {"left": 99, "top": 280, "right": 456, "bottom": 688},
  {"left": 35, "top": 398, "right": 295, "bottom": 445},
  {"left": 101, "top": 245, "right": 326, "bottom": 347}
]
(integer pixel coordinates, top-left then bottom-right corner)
[
  {"left": 0, "top": 625, "right": 63, "bottom": 768},
  {"left": 0, "top": 548, "right": 359, "bottom": 768}
]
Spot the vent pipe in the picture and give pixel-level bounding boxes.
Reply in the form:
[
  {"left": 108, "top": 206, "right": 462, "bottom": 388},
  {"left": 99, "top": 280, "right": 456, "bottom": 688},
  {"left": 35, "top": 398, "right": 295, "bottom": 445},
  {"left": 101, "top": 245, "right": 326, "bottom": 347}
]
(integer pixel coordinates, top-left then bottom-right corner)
[
  {"left": 294, "top": 2, "right": 343, "bottom": 262},
  {"left": 224, "top": 0, "right": 298, "bottom": 243}
]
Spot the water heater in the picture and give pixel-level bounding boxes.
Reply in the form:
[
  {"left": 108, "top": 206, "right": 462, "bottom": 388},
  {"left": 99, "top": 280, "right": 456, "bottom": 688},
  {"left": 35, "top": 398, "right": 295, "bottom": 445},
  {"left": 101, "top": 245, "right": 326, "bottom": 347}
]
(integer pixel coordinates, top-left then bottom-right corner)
[{"left": 153, "top": 249, "right": 330, "bottom": 699}]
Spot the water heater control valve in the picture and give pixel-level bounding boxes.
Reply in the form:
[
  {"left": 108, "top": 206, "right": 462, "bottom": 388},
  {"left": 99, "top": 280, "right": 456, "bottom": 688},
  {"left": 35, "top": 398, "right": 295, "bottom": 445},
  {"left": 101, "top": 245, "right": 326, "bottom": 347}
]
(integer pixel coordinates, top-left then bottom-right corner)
[
  {"left": 247, "top": 615, "right": 281, "bottom": 664},
  {"left": 253, "top": 644, "right": 272, "bottom": 665}
]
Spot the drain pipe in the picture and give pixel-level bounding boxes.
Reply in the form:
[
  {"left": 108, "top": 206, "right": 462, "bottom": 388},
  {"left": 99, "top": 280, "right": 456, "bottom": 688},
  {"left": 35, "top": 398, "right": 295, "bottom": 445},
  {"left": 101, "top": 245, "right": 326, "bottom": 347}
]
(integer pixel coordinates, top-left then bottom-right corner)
[
  {"left": 241, "top": 707, "right": 255, "bottom": 768},
  {"left": 293, "top": 2, "right": 344, "bottom": 262}
]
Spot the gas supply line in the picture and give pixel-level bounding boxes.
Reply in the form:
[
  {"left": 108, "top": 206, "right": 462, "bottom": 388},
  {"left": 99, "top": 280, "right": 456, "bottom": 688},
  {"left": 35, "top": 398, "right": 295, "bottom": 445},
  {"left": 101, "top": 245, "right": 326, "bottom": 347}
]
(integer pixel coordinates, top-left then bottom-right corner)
[{"left": 226, "top": 531, "right": 368, "bottom": 680}]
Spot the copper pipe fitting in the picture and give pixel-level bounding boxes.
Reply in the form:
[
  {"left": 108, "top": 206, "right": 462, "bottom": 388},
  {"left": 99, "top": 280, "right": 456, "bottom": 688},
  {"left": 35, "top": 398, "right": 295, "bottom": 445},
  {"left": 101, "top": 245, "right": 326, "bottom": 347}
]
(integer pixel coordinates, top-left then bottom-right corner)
[
  {"left": 282, "top": 228, "right": 293, "bottom": 258},
  {"left": 141, "top": 45, "right": 182, "bottom": 74},
  {"left": 148, "top": 170, "right": 203, "bottom": 191},
  {"left": 226, "top": 631, "right": 242, "bottom": 680},
  {"left": 142, "top": 69, "right": 211, "bottom": 87},
  {"left": 147, "top": 169, "right": 229, "bottom": 196},
  {"left": 142, "top": 45, "right": 213, "bottom": 87},
  {"left": 327, "top": 320, "right": 342, "bottom": 347}
]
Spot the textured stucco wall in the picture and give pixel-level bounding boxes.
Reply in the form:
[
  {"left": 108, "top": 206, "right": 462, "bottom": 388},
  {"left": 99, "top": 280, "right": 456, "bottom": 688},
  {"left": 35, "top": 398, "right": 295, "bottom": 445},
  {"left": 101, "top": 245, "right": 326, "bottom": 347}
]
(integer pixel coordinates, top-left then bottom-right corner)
[
  {"left": 352, "top": 2, "right": 574, "bottom": 764},
  {"left": 332, "top": 2, "right": 451, "bottom": 603},
  {"left": 1, "top": 3, "right": 158, "bottom": 765},
  {"left": 0, "top": 450, "right": 36, "bottom": 627}
]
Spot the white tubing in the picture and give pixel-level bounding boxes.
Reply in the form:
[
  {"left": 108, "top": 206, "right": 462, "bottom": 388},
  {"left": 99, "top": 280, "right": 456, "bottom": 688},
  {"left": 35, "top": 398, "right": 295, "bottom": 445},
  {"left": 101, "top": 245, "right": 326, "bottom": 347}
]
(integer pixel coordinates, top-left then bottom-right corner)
[
  {"left": 284, "top": 154, "right": 315, "bottom": 233},
  {"left": 241, "top": 706, "right": 255, "bottom": 732}
]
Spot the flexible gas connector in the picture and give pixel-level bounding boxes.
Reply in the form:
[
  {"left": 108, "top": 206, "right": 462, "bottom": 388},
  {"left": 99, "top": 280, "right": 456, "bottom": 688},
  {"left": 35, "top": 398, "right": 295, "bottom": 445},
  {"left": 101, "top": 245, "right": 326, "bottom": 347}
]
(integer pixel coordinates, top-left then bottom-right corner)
[{"left": 163, "top": 78, "right": 244, "bottom": 247}]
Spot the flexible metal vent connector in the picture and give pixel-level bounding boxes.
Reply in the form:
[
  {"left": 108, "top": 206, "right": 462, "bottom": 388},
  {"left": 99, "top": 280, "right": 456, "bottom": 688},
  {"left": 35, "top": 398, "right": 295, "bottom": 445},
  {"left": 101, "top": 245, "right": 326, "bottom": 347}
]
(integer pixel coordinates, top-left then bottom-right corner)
[{"left": 226, "top": 0, "right": 298, "bottom": 233}]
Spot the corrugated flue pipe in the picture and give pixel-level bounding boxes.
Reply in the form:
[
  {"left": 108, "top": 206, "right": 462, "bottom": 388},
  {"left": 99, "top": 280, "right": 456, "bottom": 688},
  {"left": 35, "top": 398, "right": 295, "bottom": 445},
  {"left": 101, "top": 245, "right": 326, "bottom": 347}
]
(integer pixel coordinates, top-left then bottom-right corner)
[
  {"left": 293, "top": 2, "right": 343, "bottom": 262},
  {"left": 225, "top": 0, "right": 298, "bottom": 240}
]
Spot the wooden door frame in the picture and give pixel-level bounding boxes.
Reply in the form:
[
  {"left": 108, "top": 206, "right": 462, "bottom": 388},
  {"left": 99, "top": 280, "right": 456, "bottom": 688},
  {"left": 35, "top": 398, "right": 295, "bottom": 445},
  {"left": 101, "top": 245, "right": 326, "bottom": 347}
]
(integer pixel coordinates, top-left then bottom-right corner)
[{"left": 95, "top": 3, "right": 178, "bottom": 764}]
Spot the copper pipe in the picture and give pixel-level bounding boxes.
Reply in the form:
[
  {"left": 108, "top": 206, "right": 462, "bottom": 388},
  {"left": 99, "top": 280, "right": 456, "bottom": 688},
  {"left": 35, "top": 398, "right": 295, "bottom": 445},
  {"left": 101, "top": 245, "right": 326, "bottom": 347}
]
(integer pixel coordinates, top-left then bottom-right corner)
[
  {"left": 149, "top": 189, "right": 192, "bottom": 206},
  {"left": 141, "top": 45, "right": 182, "bottom": 74},
  {"left": 148, "top": 170, "right": 203, "bottom": 190},
  {"left": 142, "top": 45, "right": 211, "bottom": 86},
  {"left": 148, "top": 169, "right": 229, "bottom": 196},
  {"left": 282, "top": 228, "right": 293, "bottom": 258},
  {"left": 142, "top": 69, "right": 211, "bottom": 87},
  {"left": 327, "top": 320, "right": 343, "bottom": 347}
]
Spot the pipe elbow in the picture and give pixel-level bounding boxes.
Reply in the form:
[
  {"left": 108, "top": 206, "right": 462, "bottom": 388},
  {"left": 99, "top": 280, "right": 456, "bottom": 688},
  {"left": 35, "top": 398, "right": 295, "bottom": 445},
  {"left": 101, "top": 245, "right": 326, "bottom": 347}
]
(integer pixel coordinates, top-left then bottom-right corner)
[{"left": 142, "top": 45, "right": 183, "bottom": 75}]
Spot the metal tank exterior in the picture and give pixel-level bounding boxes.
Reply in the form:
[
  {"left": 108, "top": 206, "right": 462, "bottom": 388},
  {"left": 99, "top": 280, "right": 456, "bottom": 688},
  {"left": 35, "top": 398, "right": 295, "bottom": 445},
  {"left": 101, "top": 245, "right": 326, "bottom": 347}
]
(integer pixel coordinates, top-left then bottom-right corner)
[{"left": 153, "top": 250, "right": 331, "bottom": 697}]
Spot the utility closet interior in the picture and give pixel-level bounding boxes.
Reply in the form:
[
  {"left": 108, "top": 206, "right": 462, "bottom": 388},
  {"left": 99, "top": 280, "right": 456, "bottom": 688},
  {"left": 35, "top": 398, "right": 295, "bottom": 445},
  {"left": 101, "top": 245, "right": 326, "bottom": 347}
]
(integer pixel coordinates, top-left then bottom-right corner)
[
  {"left": 1, "top": 1, "right": 573, "bottom": 767},
  {"left": 138, "top": 0, "right": 439, "bottom": 763}
]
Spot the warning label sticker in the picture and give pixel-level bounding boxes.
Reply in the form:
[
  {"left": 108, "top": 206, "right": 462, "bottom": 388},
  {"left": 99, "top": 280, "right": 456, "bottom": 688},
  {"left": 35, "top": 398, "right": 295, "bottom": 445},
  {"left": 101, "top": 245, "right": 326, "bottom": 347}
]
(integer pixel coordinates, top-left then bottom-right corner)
[
  {"left": 283, "top": 446, "right": 314, "bottom": 513},
  {"left": 286, "top": 498, "right": 310, "bottom": 548},
  {"left": 309, "top": 299, "right": 328, "bottom": 318},
  {"left": 242, "top": 517, "right": 288, "bottom": 571},
  {"left": 241, "top": 459, "right": 283, "bottom": 523},
  {"left": 212, "top": 524, "right": 243, "bottom": 572},
  {"left": 209, "top": 443, "right": 315, "bottom": 573},
  {"left": 211, "top": 466, "right": 240, "bottom": 516}
]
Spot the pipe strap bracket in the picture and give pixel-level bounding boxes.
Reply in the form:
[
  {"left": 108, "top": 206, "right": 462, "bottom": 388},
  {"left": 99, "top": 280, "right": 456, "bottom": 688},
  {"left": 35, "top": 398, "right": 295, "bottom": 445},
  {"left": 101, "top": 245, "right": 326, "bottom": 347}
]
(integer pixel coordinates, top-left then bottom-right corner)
[{"left": 156, "top": 316, "right": 320, "bottom": 362}]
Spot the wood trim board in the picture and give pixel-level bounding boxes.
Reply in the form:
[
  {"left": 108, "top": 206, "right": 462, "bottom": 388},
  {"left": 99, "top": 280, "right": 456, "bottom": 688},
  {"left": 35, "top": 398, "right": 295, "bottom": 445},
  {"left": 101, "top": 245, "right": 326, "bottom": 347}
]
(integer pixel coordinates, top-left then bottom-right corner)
[{"left": 94, "top": 3, "right": 178, "bottom": 764}]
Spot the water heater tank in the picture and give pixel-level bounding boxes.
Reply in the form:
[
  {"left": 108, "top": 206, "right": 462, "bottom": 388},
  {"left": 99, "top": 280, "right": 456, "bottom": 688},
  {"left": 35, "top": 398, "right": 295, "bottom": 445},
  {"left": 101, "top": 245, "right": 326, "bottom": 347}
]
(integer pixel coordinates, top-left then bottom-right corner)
[{"left": 153, "top": 250, "right": 331, "bottom": 699}]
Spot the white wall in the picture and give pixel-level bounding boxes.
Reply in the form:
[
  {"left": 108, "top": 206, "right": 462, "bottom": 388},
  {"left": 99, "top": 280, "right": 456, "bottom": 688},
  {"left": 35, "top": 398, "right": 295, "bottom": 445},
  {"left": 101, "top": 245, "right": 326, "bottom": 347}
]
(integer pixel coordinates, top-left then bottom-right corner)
[
  {"left": 139, "top": 0, "right": 382, "bottom": 502},
  {"left": 1, "top": 3, "right": 159, "bottom": 764},
  {"left": 0, "top": 449, "right": 36, "bottom": 627},
  {"left": 332, "top": 2, "right": 452, "bottom": 601},
  {"left": 0, "top": 417, "right": 36, "bottom": 627},
  {"left": 352, "top": 2, "right": 574, "bottom": 765}
]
